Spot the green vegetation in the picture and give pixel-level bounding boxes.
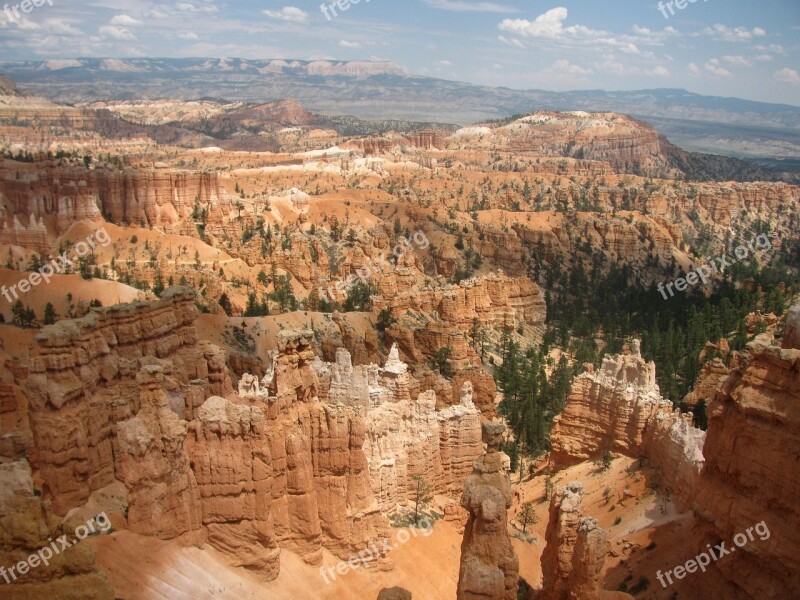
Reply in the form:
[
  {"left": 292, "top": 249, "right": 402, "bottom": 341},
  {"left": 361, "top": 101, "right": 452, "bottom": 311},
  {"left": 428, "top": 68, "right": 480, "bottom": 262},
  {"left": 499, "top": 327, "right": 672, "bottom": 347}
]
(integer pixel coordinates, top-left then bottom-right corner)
[{"left": 495, "top": 329, "right": 574, "bottom": 459}]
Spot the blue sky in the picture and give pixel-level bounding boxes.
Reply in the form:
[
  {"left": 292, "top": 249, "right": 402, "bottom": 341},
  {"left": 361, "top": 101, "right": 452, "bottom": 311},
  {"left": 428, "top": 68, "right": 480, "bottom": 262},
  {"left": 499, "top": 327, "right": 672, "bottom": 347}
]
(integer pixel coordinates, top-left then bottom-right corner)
[{"left": 0, "top": 0, "right": 798, "bottom": 104}]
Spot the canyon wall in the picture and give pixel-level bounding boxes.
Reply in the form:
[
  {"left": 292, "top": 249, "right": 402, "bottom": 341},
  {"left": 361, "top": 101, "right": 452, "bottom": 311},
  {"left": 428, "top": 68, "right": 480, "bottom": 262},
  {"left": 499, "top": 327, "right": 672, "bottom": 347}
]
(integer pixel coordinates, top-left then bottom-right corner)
[
  {"left": 549, "top": 342, "right": 706, "bottom": 511},
  {"left": 313, "top": 344, "right": 483, "bottom": 514},
  {"left": 4, "top": 290, "right": 489, "bottom": 593},
  {"left": 0, "top": 162, "right": 233, "bottom": 238},
  {"left": 549, "top": 314, "right": 800, "bottom": 598},
  {"left": 690, "top": 328, "right": 800, "bottom": 598},
  {"left": 24, "top": 287, "right": 231, "bottom": 515}
]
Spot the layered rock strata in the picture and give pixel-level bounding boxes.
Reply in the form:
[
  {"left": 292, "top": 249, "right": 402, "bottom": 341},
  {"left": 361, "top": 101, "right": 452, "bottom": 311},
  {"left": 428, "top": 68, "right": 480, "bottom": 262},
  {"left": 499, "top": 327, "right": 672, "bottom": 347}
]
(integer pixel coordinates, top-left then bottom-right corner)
[
  {"left": 691, "top": 327, "right": 800, "bottom": 598},
  {"left": 457, "top": 421, "right": 519, "bottom": 600},
  {"left": 0, "top": 162, "right": 233, "bottom": 236},
  {"left": 0, "top": 460, "right": 115, "bottom": 599},
  {"left": 24, "top": 287, "right": 231, "bottom": 515},
  {"left": 549, "top": 342, "right": 705, "bottom": 510}
]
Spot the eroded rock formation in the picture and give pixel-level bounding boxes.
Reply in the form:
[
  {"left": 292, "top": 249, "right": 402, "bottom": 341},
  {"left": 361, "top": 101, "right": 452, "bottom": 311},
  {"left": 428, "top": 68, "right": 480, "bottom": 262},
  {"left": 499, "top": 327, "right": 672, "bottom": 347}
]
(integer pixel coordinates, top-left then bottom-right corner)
[
  {"left": 549, "top": 341, "right": 705, "bottom": 510},
  {"left": 540, "top": 481, "right": 632, "bottom": 600},
  {"left": 691, "top": 327, "right": 800, "bottom": 598},
  {"left": 312, "top": 344, "right": 483, "bottom": 512},
  {"left": 457, "top": 421, "right": 519, "bottom": 600},
  {"left": 24, "top": 287, "right": 231, "bottom": 515},
  {"left": 0, "top": 460, "right": 115, "bottom": 599}
]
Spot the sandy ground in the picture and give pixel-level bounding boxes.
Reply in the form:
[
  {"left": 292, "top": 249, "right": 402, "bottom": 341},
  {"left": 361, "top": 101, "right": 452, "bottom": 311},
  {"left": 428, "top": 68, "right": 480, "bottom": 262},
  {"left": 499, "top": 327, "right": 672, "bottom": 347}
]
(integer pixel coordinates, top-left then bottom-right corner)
[
  {"left": 86, "top": 453, "right": 698, "bottom": 600},
  {"left": 92, "top": 519, "right": 463, "bottom": 600},
  {"left": 0, "top": 270, "right": 145, "bottom": 322}
]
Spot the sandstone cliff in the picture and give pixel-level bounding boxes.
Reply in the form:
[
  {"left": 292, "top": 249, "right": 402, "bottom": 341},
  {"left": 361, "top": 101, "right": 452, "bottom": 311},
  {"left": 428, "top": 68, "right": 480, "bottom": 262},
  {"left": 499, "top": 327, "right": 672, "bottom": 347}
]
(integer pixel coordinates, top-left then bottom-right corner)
[
  {"left": 549, "top": 342, "right": 705, "bottom": 511},
  {"left": 0, "top": 162, "right": 234, "bottom": 238},
  {"left": 691, "top": 325, "right": 800, "bottom": 598},
  {"left": 24, "top": 287, "right": 231, "bottom": 515},
  {"left": 313, "top": 345, "right": 483, "bottom": 513}
]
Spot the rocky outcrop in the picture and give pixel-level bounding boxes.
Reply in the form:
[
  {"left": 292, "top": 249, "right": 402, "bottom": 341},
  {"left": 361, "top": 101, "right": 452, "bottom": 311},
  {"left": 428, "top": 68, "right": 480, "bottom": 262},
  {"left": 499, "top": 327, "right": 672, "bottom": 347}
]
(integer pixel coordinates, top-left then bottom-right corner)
[
  {"left": 0, "top": 460, "right": 114, "bottom": 599},
  {"left": 187, "top": 395, "right": 281, "bottom": 579},
  {"left": 691, "top": 329, "right": 800, "bottom": 598},
  {"left": 116, "top": 365, "right": 203, "bottom": 540},
  {"left": 24, "top": 287, "right": 231, "bottom": 515},
  {"left": 377, "top": 271, "right": 545, "bottom": 415},
  {"left": 375, "top": 271, "right": 545, "bottom": 339},
  {"left": 314, "top": 345, "right": 483, "bottom": 512},
  {"left": 549, "top": 342, "right": 705, "bottom": 511},
  {"left": 457, "top": 422, "right": 519, "bottom": 600},
  {"left": 377, "top": 587, "right": 413, "bottom": 600},
  {"left": 0, "top": 162, "right": 234, "bottom": 236},
  {"left": 540, "top": 481, "right": 632, "bottom": 600},
  {"left": 449, "top": 112, "right": 678, "bottom": 176}
]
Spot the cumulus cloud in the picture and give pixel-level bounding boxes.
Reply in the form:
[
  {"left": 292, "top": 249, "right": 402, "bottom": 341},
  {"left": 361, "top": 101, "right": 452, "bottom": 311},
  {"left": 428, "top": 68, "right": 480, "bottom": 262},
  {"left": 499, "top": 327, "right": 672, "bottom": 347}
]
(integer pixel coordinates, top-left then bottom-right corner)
[
  {"left": 263, "top": 7, "right": 310, "bottom": 24},
  {"left": 339, "top": 40, "right": 361, "bottom": 48},
  {"left": 774, "top": 68, "right": 800, "bottom": 85},
  {"left": 700, "top": 24, "right": 766, "bottom": 42},
  {"left": 99, "top": 25, "right": 137, "bottom": 41},
  {"left": 705, "top": 58, "right": 733, "bottom": 77},
  {"left": 498, "top": 7, "right": 572, "bottom": 38},
  {"left": 110, "top": 15, "right": 142, "bottom": 27}
]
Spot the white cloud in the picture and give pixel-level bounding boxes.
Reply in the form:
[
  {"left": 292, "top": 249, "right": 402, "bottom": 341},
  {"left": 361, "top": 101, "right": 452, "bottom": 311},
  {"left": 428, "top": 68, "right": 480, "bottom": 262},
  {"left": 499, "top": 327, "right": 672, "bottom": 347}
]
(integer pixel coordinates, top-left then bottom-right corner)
[
  {"left": 497, "top": 35, "right": 525, "bottom": 48},
  {"left": 497, "top": 8, "right": 657, "bottom": 55},
  {"left": 700, "top": 24, "right": 766, "bottom": 42},
  {"left": 551, "top": 58, "right": 591, "bottom": 75},
  {"left": 110, "top": 15, "right": 142, "bottom": 27},
  {"left": 754, "top": 44, "right": 786, "bottom": 54},
  {"left": 339, "top": 40, "right": 361, "bottom": 48},
  {"left": 176, "top": 3, "right": 218, "bottom": 14},
  {"left": 99, "top": 25, "right": 136, "bottom": 41},
  {"left": 721, "top": 55, "right": 751, "bottom": 67},
  {"left": 423, "top": 0, "right": 517, "bottom": 12},
  {"left": 263, "top": 7, "right": 309, "bottom": 24},
  {"left": 705, "top": 59, "right": 733, "bottom": 77},
  {"left": 688, "top": 62, "right": 702, "bottom": 76},
  {"left": 648, "top": 65, "right": 670, "bottom": 77},
  {"left": 178, "top": 32, "right": 199, "bottom": 40},
  {"left": 774, "top": 68, "right": 800, "bottom": 85},
  {"left": 498, "top": 7, "right": 571, "bottom": 38}
]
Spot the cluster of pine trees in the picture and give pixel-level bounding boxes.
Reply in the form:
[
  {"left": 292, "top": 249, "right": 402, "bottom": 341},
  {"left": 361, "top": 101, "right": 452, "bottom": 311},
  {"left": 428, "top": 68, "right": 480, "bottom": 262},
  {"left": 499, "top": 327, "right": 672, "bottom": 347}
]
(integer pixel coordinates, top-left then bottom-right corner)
[
  {"left": 498, "top": 234, "right": 798, "bottom": 461},
  {"left": 494, "top": 330, "right": 574, "bottom": 463}
]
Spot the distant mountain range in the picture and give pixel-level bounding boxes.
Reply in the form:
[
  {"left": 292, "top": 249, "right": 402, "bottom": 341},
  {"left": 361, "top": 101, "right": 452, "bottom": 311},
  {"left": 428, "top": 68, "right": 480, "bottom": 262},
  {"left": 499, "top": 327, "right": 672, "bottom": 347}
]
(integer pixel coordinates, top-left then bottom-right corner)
[{"left": 2, "top": 57, "right": 799, "bottom": 163}]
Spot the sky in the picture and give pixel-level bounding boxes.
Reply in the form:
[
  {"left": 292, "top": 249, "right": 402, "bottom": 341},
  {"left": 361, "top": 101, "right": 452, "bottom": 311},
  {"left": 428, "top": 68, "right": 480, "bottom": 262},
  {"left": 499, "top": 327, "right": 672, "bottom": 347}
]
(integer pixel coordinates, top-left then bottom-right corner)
[{"left": 0, "top": 0, "right": 798, "bottom": 105}]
